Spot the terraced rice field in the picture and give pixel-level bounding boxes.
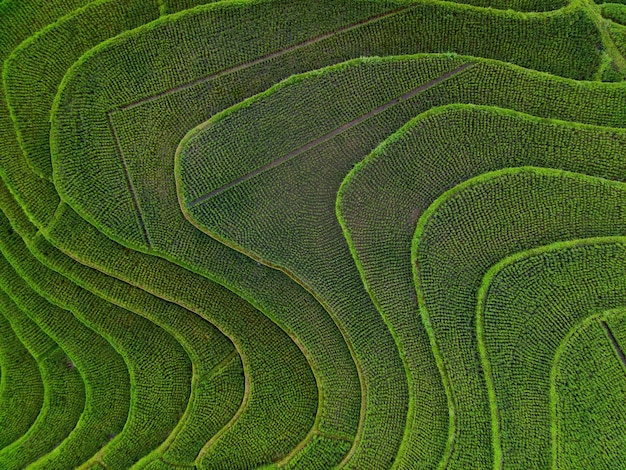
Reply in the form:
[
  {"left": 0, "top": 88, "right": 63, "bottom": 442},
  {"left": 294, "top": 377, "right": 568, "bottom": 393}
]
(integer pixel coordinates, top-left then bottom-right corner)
[{"left": 1, "top": 0, "right": 625, "bottom": 468}]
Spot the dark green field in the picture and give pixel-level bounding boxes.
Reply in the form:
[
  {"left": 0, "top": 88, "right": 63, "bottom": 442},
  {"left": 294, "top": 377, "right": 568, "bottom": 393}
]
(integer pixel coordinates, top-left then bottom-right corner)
[{"left": 1, "top": 0, "right": 625, "bottom": 468}]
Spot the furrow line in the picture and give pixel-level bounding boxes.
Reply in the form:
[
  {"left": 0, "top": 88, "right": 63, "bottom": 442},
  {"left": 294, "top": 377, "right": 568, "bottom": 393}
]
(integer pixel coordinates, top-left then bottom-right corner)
[
  {"left": 203, "top": 349, "right": 238, "bottom": 382},
  {"left": 106, "top": 112, "right": 151, "bottom": 248},
  {"left": 316, "top": 430, "right": 354, "bottom": 444},
  {"left": 117, "top": 6, "right": 412, "bottom": 112},
  {"left": 188, "top": 62, "right": 475, "bottom": 208},
  {"left": 600, "top": 320, "right": 626, "bottom": 369}
]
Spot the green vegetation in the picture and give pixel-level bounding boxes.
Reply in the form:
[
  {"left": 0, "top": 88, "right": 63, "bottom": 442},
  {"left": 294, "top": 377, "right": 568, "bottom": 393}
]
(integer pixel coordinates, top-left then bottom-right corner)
[
  {"left": 553, "top": 309, "right": 626, "bottom": 469},
  {"left": 2, "top": 0, "right": 626, "bottom": 467},
  {"left": 339, "top": 87, "right": 626, "bottom": 467},
  {"left": 3, "top": 0, "right": 160, "bottom": 179},
  {"left": 0, "top": 287, "right": 85, "bottom": 468},
  {"left": 0, "top": 298, "right": 43, "bottom": 449},
  {"left": 478, "top": 241, "right": 626, "bottom": 468},
  {"left": 0, "top": 205, "right": 193, "bottom": 468},
  {"left": 413, "top": 168, "right": 626, "bottom": 467},
  {"left": 177, "top": 58, "right": 478, "bottom": 467},
  {"left": 601, "top": 2, "right": 626, "bottom": 23}
]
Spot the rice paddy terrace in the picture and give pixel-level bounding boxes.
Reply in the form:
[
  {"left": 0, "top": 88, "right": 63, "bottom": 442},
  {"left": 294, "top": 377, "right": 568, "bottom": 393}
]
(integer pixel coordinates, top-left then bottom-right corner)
[{"left": 1, "top": 0, "right": 626, "bottom": 468}]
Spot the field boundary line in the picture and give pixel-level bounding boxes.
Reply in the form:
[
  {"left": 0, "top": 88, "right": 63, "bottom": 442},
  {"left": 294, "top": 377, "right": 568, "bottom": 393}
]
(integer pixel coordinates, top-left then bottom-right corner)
[
  {"left": 188, "top": 62, "right": 475, "bottom": 208},
  {"left": 276, "top": 329, "right": 326, "bottom": 466},
  {"left": 42, "top": 205, "right": 324, "bottom": 469},
  {"left": 136, "top": 348, "right": 240, "bottom": 466},
  {"left": 550, "top": 307, "right": 626, "bottom": 468},
  {"left": 194, "top": 345, "right": 251, "bottom": 463},
  {"left": 581, "top": 0, "right": 626, "bottom": 75},
  {"left": 600, "top": 319, "right": 626, "bottom": 369},
  {"left": 106, "top": 114, "right": 151, "bottom": 248},
  {"left": 168, "top": 215, "right": 365, "bottom": 468},
  {"left": 116, "top": 6, "right": 412, "bottom": 112},
  {"left": 203, "top": 348, "right": 239, "bottom": 381}
]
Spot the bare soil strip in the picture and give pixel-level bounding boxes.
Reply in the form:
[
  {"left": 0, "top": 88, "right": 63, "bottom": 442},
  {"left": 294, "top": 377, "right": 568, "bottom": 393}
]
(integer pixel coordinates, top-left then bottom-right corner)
[
  {"left": 117, "top": 6, "right": 412, "bottom": 112},
  {"left": 600, "top": 320, "right": 626, "bottom": 369},
  {"left": 106, "top": 113, "right": 152, "bottom": 248},
  {"left": 188, "top": 62, "right": 475, "bottom": 208}
]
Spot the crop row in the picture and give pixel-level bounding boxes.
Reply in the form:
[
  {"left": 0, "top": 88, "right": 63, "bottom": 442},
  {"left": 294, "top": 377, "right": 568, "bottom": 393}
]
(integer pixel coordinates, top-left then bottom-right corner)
[
  {"left": 479, "top": 240, "right": 626, "bottom": 468},
  {"left": 0, "top": 201, "right": 194, "bottom": 468},
  {"left": 602, "top": 2, "right": 626, "bottom": 24},
  {"left": 27, "top": 233, "right": 245, "bottom": 467},
  {"left": 2, "top": 170, "right": 315, "bottom": 468},
  {"left": 412, "top": 167, "right": 626, "bottom": 467},
  {"left": 50, "top": 0, "right": 601, "bottom": 249},
  {"left": 0, "top": 301, "right": 42, "bottom": 449},
  {"left": 0, "top": 284, "right": 86, "bottom": 468},
  {"left": 334, "top": 56, "right": 626, "bottom": 466},
  {"left": 25, "top": 0, "right": 616, "bottom": 462},
  {"left": 1, "top": 0, "right": 331, "bottom": 466},
  {"left": 176, "top": 58, "right": 481, "bottom": 468},
  {"left": 175, "top": 48, "right": 626, "bottom": 468},
  {"left": 17, "top": 0, "right": 365, "bottom": 463},
  {"left": 553, "top": 309, "right": 626, "bottom": 469},
  {"left": 3, "top": 0, "right": 160, "bottom": 179}
]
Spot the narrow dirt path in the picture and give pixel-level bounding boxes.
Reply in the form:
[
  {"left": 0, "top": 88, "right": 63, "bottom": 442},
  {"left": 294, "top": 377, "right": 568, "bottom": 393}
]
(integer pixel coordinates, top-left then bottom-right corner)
[
  {"left": 188, "top": 62, "right": 476, "bottom": 208},
  {"left": 600, "top": 320, "right": 626, "bottom": 368},
  {"left": 106, "top": 113, "right": 151, "bottom": 248},
  {"left": 117, "top": 6, "right": 412, "bottom": 112}
]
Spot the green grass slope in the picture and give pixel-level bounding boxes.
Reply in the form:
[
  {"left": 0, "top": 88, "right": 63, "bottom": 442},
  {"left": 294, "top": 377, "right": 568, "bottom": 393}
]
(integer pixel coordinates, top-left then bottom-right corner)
[
  {"left": 413, "top": 168, "right": 626, "bottom": 467},
  {"left": 553, "top": 308, "right": 626, "bottom": 469},
  {"left": 176, "top": 58, "right": 479, "bottom": 467},
  {"left": 477, "top": 240, "right": 626, "bottom": 468},
  {"left": 2, "top": 2, "right": 322, "bottom": 467},
  {"left": 0, "top": 281, "right": 86, "bottom": 468},
  {"left": 39, "top": 3, "right": 367, "bottom": 464},
  {"left": 337, "top": 76, "right": 626, "bottom": 466}
]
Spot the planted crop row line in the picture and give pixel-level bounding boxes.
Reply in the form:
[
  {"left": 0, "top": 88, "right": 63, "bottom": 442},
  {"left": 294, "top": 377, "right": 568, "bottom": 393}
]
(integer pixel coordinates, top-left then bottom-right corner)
[
  {"left": 316, "top": 430, "right": 354, "bottom": 444},
  {"left": 188, "top": 62, "right": 475, "bottom": 208},
  {"left": 600, "top": 320, "right": 626, "bottom": 368},
  {"left": 106, "top": 113, "right": 151, "bottom": 248},
  {"left": 203, "top": 349, "right": 239, "bottom": 381},
  {"left": 48, "top": 4, "right": 612, "bottom": 458},
  {"left": 550, "top": 308, "right": 626, "bottom": 468},
  {"left": 104, "top": 3, "right": 412, "bottom": 252},
  {"left": 176, "top": 58, "right": 481, "bottom": 468},
  {"left": 580, "top": 0, "right": 626, "bottom": 74},
  {"left": 116, "top": 6, "right": 412, "bottom": 112},
  {"left": 105, "top": 4, "right": 411, "bottom": 248},
  {"left": 5, "top": 6, "right": 314, "bottom": 465}
]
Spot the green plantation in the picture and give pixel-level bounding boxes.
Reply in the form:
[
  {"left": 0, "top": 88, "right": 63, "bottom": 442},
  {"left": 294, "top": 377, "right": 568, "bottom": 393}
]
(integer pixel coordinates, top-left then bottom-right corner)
[{"left": 1, "top": 0, "right": 626, "bottom": 468}]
